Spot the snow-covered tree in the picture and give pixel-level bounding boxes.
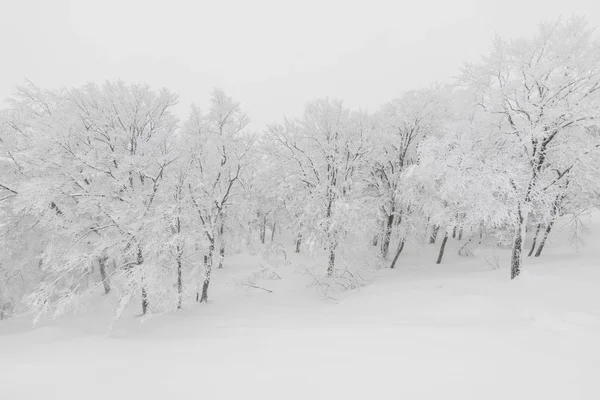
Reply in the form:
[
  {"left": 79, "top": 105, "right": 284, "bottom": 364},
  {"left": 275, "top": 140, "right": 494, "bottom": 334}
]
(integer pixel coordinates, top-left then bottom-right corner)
[
  {"left": 367, "top": 85, "right": 449, "bottom": 262},
  {"left": 0, "top": 81, "right": 180, "bottom": 318},
  {"left": 414, "top": 93, "right": 516, "bottom": 263},
  {"left": 267, "top": 99, "right": 373, "bottom": 275},
  {"left": 183, "top": 89, "right": 254, "bottom": 303},
  {"left": 462, "top": 17, "right": 600, "bottom": 278}
]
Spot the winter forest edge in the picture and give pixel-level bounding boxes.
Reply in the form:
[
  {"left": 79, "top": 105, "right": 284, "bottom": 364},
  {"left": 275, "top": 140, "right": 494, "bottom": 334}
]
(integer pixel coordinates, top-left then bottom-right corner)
[{"left": 1, "top": 16, "right": 600, "bottom": 322}]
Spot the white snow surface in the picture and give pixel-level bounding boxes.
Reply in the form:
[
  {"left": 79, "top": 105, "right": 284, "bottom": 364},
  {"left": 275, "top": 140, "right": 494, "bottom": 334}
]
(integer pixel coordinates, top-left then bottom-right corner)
[{"left": 1, "top": 216, "right": 600, "bottom": 399}]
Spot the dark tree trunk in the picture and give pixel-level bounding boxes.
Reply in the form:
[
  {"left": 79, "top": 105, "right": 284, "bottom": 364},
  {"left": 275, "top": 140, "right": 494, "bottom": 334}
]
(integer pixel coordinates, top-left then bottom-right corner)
[
  {"left": 325, "top": 181, "right": 336, "bottom": 275},
  {"left": 458, "top": 228, "right": 463, "bottom": 241},
  {"left": 200, "top": 279, "right": 210, "bottom": 303},
  {"left": 428, "top": 225, "right": 439, "bottom": 244},
  {"left": 176, "top": 245, "right": 183, "bottom": 309},
  {"left": 200, "top": 239, "right": 214, "bottom": 303},
  {"left": 173, "top": 216, "right": 183, "bottom": 309},
  {"left": 527, "top": 224, "right": 542, "bottom": 257},
  {"left": 452, "top": 226, "right": 457, "bottom": 239},
  {"left": 381, "top": 208, "right": 394, "bottom": 259},
  {"left": 390, "top": 238, "right": 405, "bottom": 269},
  {"left": 436, "top": 232, "right": 449, "bottom": 264},
  {"left": 534, "top": 221, "right": 554, "bottom": 257},
  {"left": 141, "top": 286, "right": 149, "bottom": 315},
  {"left": 98, "top": 256, "right": 111, "bottom": 295},
  {"left": 534, "top": 192, "right": 564, "bottom": 258},
  {"left": 295, "top": 233, "right": 302, "bottom": 253},
  {"left": 218, "top": 219, "right": 225, "bottom": 269},
  {"left": 260, "top": 215, "right": 266, "bottom": 244},
  {"left": 327, "top": 246, "right": 336, "bottom": 276},
  {"left": 271, "top": 221, "right": 276, "bottom": 241},
  {"left": 196, "top": 255, "right": 207, "bottom": 302},
  {"left": 510, "top": 206, "right": 525, "bottom": 279},
  {"left": 137, "top": 248, "right": 149, "bottom": 315},
  {"left": 218, "top": 245, "right": 225, "bottom": 269}
]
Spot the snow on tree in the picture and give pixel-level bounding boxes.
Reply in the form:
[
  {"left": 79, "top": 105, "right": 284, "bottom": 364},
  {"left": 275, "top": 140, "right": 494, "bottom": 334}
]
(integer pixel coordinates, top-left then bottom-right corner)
[
  {"left": 461, "top": 17, "right": 600, "bottom": 278},
  {"left": 0, "top": 81, "right": 180, "bottom": 318},
  {"left": 366, "top": 85, "right": 449, "bottom": 262},
  {"left": 267, "top": 99, "right": 374, "bottom": 275},
  {"left": 183, "top": 89, "right": 254, "bottom": 303},
  {"left": 3, "top": 15, "right": 600, "bottom": 323},
  {"left": 414, "top": 90, "right": 517, "bottom": 263}
]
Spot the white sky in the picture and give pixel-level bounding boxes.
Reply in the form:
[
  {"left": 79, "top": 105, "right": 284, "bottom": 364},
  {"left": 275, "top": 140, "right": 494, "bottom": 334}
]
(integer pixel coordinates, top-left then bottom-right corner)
[{"left": 1, "top": 0, "right": 599, "bottom": 130}]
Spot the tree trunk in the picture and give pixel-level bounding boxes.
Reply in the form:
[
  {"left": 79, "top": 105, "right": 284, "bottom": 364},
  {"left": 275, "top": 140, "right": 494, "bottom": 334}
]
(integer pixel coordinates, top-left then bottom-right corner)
[
  {"left": 436, "top": 232, "right": 449, "bottom": 264},
  {"left": 173, "top": 216, "right": 183, "bottom": 309},
  {"left": 527, "top": 224, "right": 542, "bottom": 257},
  {"left": 534, "top": 221, "right": 554, "bottom": 257},
  {"left": 390, "top": 238, "right": 405, "bottom": 269},
  {"left": 452, "top": 226, "right": 457, "bottom": 239},
  {"left": 141, "top": 286, "right": 149, "bottom": 315},
  {"left": 271, "top": 221, "right": 276, "bottom": 241},
  {"left": 98, "top": 256, "right": 111, "bottom": 295},
  {"left": 325, "top": 182, "right": 336, "bottom": 275},
  {"left": 176, "top": 244, "right": 183, "bottom": 309},
  {"left": 137, "top": 248, "right": 149, "bottom": 315},
  {"left": 372, "top": 235, "right": 378, "bottom": 246},
  {"left": 478, "top": 221, "right": 484, "bottom": 244},
  {"left": 218, "top": 218, "right": 225, "bottom": 269},
  {"left": 295, "top": 233, "right": 302, "bottom": 253},
  {"left": 428, "top": 225, "right": 439, "bottom": 244},
  {"left": 381, "top": 208, "right": 394, "bottom": 259},
  {"left": 510, "top": 205, "right": 526, "bottom": 280},
  {"left": 260, "top": 214, "right": 266, "bottom": 244},
  {"left": 458, "top": 227, "right": 463, "bottom": 241},
  {"left": 218, "top": 245, "right": 225, "bottom": 269},
  {"left": 200, "top": 239, "right": 214, "bottom": 303},
  {"left": 197, "top": 255, "right": 206, "bottom": 302},
  {"left": 534, "top": 192, "right": 564, "bottom": 258},
  {"left": 327, "top": 246, "right": 336, "bottom": 276}
]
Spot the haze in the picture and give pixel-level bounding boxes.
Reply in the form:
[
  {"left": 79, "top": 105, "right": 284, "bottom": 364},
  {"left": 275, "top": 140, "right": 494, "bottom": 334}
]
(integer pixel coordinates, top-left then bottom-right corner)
[{"left": 1, "top": 0, "right": 599, "bottom": 130}]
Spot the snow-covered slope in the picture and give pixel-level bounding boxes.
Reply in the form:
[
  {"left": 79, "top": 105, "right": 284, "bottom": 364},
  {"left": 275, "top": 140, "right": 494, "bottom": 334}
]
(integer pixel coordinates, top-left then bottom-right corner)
[{"left": 1, "top": 214, "right": 599, "bottom": 400}]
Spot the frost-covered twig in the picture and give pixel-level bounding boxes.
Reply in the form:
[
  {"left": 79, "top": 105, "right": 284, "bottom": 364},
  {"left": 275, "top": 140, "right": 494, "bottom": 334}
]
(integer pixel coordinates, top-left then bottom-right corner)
[{"left": 240, "top": 283, "right": 273, "bottom": 293}]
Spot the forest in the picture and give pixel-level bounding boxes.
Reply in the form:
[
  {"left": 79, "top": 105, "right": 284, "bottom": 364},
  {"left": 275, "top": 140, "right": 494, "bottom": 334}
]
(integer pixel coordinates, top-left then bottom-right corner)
[{"left": 1, "top": 17, "right": 599, "bottom": 321}]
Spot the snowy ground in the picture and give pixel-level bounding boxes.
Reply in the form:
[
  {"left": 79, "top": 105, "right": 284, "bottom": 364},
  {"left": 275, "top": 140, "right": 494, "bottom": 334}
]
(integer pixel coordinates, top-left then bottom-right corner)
[{"left": 1, "top": 216, "right": 600, "bottom": 399}]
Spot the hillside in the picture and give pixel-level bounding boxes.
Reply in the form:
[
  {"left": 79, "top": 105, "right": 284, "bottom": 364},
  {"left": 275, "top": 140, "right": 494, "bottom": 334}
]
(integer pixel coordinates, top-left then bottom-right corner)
[{"left": 1, "top": 213, "right": 599, "bottom": 399}]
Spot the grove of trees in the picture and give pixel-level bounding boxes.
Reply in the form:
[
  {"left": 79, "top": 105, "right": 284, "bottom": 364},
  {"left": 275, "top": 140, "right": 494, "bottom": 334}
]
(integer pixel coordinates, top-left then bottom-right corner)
[{"left": 1, "top": 17, "right": 599, "bottom": 320}]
